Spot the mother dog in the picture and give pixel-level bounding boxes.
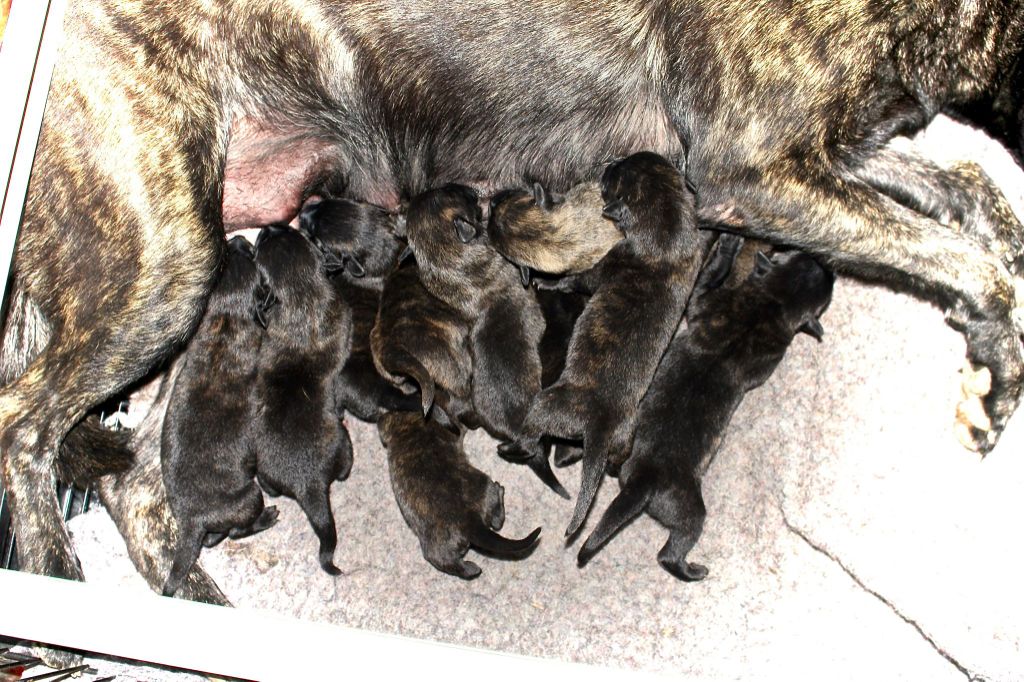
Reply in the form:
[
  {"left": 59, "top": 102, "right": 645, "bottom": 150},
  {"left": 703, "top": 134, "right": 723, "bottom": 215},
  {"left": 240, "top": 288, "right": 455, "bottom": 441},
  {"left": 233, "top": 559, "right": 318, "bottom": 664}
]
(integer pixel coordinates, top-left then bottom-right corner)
[{"left": 3, "top": 0, "right": 1024, "bottom": 600}]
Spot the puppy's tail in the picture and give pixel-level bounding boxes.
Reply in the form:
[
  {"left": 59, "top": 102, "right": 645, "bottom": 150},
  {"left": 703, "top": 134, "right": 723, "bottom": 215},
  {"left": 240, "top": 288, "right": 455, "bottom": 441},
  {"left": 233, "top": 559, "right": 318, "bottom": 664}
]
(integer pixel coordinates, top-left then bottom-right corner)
[
  {"left": 470, "top": 524, "right": 542, "bottom": 560},
  {"left": 380, "top": 348, "right": 436, "bottom": 416},
  {"left": 162, "top": 522, "right": 205, "bottom": 598},
  {"left": 55, "top": 415, "right": 135, "bottom": 488},
  {"left": 577, "top": 475, "right": 653, "bottom": 567},
  {"left": 565, "top": 428, "right": 631, "bottom": 538}
]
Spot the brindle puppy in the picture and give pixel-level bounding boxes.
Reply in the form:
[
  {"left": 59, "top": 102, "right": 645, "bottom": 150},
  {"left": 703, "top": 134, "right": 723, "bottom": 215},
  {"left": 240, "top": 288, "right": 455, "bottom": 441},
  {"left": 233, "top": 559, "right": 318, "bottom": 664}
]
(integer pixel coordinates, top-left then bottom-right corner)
[
  {"left": 510, "top": 152, "right": 704, "bottom": 537},
  {"left": 300, "top": 197, "right": 421, "bottom": 421},
  {"left": 252, "top": 224, "right": 353, "bottom": 576},
  {"left": 487, "top": 182, "right": 622, "bottom": 282},
  {"left": 577, "top": 234, "right": 834, "bottom": 580},
  {"left": 378, "top": 410, "right": 541, "bottom": 579},
  {"left": 404, "top": 184, "right": 566, "bottom": 497},
  {"left": 161, "top": 236, "right": 278, "bottom": 597},
  {"left": 370, "top": 258, "right": 474, "bottom": 423}
]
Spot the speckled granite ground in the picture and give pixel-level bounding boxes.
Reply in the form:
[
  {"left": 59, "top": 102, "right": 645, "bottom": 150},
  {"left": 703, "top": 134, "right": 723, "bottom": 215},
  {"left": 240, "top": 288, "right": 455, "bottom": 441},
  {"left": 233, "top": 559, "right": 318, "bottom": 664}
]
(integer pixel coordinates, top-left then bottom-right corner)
[{"left": 66, "top": 116, "right": 1024, "bottom": 681}]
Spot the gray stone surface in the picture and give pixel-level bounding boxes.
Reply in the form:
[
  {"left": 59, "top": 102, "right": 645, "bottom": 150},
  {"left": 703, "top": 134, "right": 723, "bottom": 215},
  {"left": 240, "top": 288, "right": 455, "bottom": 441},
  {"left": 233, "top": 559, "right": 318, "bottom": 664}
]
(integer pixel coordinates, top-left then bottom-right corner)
[{"left": 68, "top": 116, "right": 1024, "bottom": 680}]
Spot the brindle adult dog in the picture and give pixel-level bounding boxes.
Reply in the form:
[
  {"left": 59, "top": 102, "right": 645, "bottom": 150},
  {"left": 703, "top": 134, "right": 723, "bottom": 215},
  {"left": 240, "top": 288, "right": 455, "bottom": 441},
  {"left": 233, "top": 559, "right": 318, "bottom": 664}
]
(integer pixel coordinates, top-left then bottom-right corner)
[{"left": 4, "top": 0, "right": 1024, "bottom": 604}]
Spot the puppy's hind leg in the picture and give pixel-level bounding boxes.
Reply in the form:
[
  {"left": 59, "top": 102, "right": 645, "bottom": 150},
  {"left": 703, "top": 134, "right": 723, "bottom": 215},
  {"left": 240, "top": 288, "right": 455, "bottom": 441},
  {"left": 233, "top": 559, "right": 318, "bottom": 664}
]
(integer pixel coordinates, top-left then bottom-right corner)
[
  {"left": 577, "top": 476, "right": 653, "bottom": 567},
  {"left": 296, "top": 485, "right": 341, "bottom": 576},
  {"left": 334, "top": 423, "right": 354, "bottom": 482},
  {"left": 654, "top": 478, "right": 708, "bottom": 582},
  {"left": 565, "top": 421, "right": 633, "bottom": 537}
]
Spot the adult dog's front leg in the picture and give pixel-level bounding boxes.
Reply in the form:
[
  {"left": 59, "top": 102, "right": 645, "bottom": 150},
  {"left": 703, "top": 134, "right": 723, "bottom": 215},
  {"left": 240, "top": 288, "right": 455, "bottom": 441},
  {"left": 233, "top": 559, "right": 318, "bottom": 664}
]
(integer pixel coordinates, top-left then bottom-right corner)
[{"left": 700, "top": 167, "right": 1023, "bottom": 453}]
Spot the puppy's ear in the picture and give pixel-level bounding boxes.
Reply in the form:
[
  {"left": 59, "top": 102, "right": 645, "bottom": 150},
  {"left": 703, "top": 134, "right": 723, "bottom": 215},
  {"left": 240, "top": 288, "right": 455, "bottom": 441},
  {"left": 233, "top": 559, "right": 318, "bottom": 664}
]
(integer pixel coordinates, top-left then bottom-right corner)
[
  {"left": 322, "top": 250, "right": 346, "bottom": 275},
  {"left": 253, "top": 277, "right": 279, "bottom": 329},
  {"left": 697, "top": 232, "right": 744, "bottom": 291},
  {"left": 454, "top": 216, "right": 478, "bottom": 243},
  {"left": 532, "top": 182, "right": 555, "bottom": 210},
  {"left": 798, "top": 317, "right": 825, "bottom": 342},
  {"left": 601, "top": 199, "right": 630, "bottom": 225},
  {"left": 345, "top": 255, "right": 367, "bottom": 278},
  {"left": 753, "top": 251, "right": 774, "bottom": 278}
]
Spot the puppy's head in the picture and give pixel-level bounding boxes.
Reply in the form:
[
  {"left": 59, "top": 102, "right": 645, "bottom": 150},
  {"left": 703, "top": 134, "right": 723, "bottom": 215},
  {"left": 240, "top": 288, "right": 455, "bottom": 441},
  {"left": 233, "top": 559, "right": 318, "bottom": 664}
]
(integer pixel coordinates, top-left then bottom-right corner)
[
  {"left": 600, "top": 151, "right": 693, "bottom": 252},
  {"left": 253, "top": 223, "right": 332, "bottom": 329},
  {"left": 299, "top": 198, "right": 405, "bottom": 280},
  {"left": 487, "top": 182, "right": 622, "bottom": 276},
  {"left": 753, "top": 249, "right": 835, "bottom": 340},
  {"left": 209, "top": 236, "right": 264, "bottom": 323},
  {"left": 404, "top": 183, "right": 483, "bottom": 269}
]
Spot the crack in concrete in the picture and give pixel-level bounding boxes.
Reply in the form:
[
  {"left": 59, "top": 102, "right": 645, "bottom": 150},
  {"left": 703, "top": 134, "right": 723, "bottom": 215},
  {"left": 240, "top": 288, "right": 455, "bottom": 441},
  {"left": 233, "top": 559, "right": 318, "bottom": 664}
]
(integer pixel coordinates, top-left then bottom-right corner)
[{"left": 779, "top": 511, "right": 974, "bottom": 680}]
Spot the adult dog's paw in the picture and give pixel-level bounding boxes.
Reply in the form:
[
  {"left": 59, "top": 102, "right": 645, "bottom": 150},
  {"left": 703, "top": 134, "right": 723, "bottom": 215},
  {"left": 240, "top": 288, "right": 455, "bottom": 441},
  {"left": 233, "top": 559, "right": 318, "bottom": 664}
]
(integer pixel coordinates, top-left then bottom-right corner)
[{"left": 956, "top": 362, "right": 992, "bottom": 452}]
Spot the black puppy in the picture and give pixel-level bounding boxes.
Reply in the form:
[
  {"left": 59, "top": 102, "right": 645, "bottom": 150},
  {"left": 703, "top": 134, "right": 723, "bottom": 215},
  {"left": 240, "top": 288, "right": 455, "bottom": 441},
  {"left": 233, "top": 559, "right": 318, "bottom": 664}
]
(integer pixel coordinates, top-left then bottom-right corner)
[
  {"left": 162, "top": 236, "right": 278, "bottom": 597},
  {"left": 511, "top": 152, "right": 705, "bottom": 536},
  {"left": 300, "top": 196, "right": 422, "bottom": 421},
  {"left": 578, "top": 234, "right": 834, "bottom": 579},
  {"left": 535, "top": 289, "right": 587, "bottom": 469},
  {"left": 378, "top": 410, "right": 541, "bottom": 579},
  {"left": 404, "top": 184, "right": 565, "bottom": 496},
  {"left": 252, "top": 224, "right": 354, "bottom": 576}
]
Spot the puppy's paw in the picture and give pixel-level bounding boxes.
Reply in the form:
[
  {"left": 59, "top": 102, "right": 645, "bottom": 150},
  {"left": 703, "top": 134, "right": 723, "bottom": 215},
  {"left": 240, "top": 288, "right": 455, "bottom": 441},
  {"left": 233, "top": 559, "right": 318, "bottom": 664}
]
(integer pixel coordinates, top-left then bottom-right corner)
[{"left": 658, "top": 557, "right": 709, "bottom": 582}]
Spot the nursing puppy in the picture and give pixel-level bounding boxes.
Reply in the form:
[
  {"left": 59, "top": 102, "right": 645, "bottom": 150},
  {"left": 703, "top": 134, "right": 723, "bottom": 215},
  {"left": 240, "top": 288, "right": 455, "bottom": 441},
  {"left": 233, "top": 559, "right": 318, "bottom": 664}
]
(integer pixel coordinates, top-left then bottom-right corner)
[
  {"left": 578, "top": 234, "right": 835, "bottom": 580},
  {"left": 370, "top": 259, "right": 475, "bottom": 423},
  {"left": 161, "top": 236, "right": 278, "bottom": 597},
  {"left": 301, "top": 197, "right": 421, "bottom": 421},
  {"left": 379, "top": 410, "right": 541, "bottom": 579},
  {"left": 510, "top": 152, "right": 705, "bottom": 536},
  {"left": 252, "top": 224, "right": 354, "bottom": 576},
  {"left": 404, "top": 185, "right": 564, "bottom": 497},
  {"left": 488, "top": 182, "right": 623, "bottom": 281}
]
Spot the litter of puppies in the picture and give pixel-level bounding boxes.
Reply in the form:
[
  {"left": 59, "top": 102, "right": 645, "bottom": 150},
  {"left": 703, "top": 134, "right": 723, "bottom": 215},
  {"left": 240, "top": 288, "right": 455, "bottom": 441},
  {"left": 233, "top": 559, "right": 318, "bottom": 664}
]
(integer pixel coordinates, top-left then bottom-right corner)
[{"left": 153, "top": 151, "right": 834, "bottom": 584}]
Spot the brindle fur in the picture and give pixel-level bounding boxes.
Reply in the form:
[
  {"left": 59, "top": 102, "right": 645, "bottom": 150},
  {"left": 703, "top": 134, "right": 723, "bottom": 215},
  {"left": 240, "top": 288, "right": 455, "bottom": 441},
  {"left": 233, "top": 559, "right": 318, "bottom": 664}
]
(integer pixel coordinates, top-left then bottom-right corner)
[
  {"left": 403, "top": 185, "right": 564, "bottom": 496},
  {"left": 371, "top": 261, "right": 475, "bottom": 421},
  {"left": 7, "top": 0, "right": 1024, "bottom": 600},
  {"left": 300, "top": 197, "right": 422, "bottom": 421},
  {"left": 378, "top": 410, "right": 541, "bottom": 579},
  {"left": 512, "top": 152, "right": 704, "bottom": 537},
  {"left": 488, "top": 182, "right": 623, "bottom": 276},
  {"left": 252, "top": 225, "right": 353, "bottom": 576},
  {"left": 161, "top": 236, "right": 278, "bottom": 597},
  {"left": 577, "top": 234, "right": 834, "bottom": 579}
]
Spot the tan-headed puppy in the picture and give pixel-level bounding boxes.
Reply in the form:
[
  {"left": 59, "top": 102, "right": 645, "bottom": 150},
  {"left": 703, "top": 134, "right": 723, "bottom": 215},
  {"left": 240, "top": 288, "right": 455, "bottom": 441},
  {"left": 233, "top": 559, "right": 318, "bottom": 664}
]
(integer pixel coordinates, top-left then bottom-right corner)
[
  {"left": 379, "top": 410, "right": 541, "bottom": 579},
  {"left": 404, "top": 184, "right": 566, "bottom": 497},
  {"left": 487, "top": 181, "right": 622, "bottom": 281},
  {"left": 161, "top": 236, "right": 278, "bottom": 596},
  {"left": 509, "top": 152, "right": 705, "bottom": 537},
  {"left": 252, "top": 224, "right": 354, "bottom": 576},
  {"left": 578, "top": 234, "right": 834, "bottom": 579}
]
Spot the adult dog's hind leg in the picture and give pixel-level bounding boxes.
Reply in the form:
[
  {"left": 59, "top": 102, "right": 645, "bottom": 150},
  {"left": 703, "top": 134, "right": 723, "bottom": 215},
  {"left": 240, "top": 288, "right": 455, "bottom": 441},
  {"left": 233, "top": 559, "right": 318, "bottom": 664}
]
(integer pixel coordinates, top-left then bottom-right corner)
[
  {"left": 701, "top": 165, "right": 1023, "bottom": 453},
  {"left": 854, "top": 147, "right": 1024, "bottom": 274}
]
